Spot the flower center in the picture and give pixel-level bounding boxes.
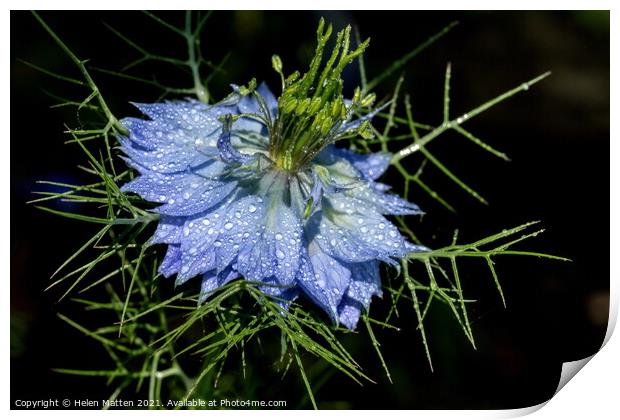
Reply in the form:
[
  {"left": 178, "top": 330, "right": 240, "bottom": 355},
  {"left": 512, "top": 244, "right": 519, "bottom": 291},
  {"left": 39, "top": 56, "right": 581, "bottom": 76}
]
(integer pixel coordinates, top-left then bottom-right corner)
[{"left": 267, "top": 19, "right": 371, "bottom": 173}]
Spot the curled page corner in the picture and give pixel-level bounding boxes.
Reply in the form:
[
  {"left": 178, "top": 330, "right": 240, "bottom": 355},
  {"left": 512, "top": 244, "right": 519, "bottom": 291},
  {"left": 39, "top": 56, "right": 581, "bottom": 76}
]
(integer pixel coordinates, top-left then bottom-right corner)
[
  {"left": 551, "top": 285, "right": 616, "bottom": 399},
  {"left": 544, "top": 284, "right": 616, "bottom": 409},
  {"left": 554, "top": 355, "right": 595, "bottom": 395},
  {"left": 500, "top": 287, "right": 616, "bottom": 418}
]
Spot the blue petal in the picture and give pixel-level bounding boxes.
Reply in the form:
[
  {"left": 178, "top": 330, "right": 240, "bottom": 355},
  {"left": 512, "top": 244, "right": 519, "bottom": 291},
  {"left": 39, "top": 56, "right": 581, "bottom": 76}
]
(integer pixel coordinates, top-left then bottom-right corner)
[
  {"left": 121, "top": 167, "right": 237, "bottom": 217},
  {"left": 337, "top": 296, "right": 362, "bottom": 330},
  {"left": 156, "top": 180, "right": 237, "bottom": 217},
  {"left": 177, "top": 247, "right": 215, "bottom": 285},
  {"left": 337, "top": 261, "right": 381, "bottom": 329},
  {"left": 315, "top": 147, "right": 421, "bottom": 215},
  {"left": 119, "top": 101, "right": 232, "bottom": 172},
  {"left": 349, "top": 186, "right": 424, "bottom": 216},
  {"left": 311, "top": 194, "right": 414, "bottom": 264},
  {"left": 150, "top": 216, "right": 185, "bottom": 245},
  {"left": 119, "top": 134, "right": 218, "bottom": 173},
  {"left": 256, "top": 276, "right": 300, "bottom": 310},
  {"left": 236, "top": 177, "right": 303, "bottom": 285},
  {"left": 158, "top": 245, "right": 182, "bottom": 277},
  {"left": 346, "top": 260, "right": 382, "bottom": 305},
  {"left": 213, "top": 195, "right": 266, "bottom": 272},
  {"left": 132, "top": 100, "right": 209, "bottom": 121},
  {"left": 295, "top": 246, "right": 350, "bottom": 321},
  {"left": 334, "top": 148, "right": 392, "bottom": 181},
  {"left": 199, "top": 267, "right": 239, "bottom": 304},
  {"left": 176, "top": 200, "right": 235, "bottom": 283},
  {"left": 175, "top": 195, "right": 266, "bottom": 284}
]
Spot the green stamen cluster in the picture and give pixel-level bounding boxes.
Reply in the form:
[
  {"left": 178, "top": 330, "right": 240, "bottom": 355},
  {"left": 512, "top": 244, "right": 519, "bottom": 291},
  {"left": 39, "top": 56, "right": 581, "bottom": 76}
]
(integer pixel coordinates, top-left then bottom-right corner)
[{"left": 268, "top": 18, "right": 372, "bottom": 172}]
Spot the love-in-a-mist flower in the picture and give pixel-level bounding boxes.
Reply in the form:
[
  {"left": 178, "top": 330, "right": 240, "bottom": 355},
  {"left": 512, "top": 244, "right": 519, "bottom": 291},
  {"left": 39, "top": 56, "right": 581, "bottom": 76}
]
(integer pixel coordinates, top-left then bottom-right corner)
[{"left": 119, "top": 20, "right": 425, "bottom": 329}]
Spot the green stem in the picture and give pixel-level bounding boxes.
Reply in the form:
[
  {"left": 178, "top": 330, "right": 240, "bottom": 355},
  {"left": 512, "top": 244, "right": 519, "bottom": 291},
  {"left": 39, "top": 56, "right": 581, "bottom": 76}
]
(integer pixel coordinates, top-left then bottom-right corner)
[
  {"left": 391, "top": 71, "right": 551, "bottom": 164},
  {"left": 32, "top": 11, "right": 127, "bottom": 136},
  {"left": 185, "top": 11, "right": 209, "bottom": 103}
]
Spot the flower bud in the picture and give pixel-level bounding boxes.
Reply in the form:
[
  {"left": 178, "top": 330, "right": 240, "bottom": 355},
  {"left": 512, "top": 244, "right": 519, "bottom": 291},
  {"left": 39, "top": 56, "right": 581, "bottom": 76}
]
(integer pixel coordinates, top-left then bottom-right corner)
[{"left": 272, "top": 55, "right": 283, "bottom": 74}]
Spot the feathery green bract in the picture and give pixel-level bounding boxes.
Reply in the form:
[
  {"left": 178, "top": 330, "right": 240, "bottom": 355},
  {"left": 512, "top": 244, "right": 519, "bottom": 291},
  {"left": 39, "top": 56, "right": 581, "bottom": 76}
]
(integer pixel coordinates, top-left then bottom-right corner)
[{"left": 28, "top": 11, "right": 565, "bottom": 408}]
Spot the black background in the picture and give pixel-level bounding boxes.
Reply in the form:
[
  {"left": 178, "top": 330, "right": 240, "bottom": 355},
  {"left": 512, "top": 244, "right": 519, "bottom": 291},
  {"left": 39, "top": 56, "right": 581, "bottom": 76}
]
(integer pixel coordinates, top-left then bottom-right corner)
[{"left": 11, "top": 10, "right": 609, "bottom": 409}]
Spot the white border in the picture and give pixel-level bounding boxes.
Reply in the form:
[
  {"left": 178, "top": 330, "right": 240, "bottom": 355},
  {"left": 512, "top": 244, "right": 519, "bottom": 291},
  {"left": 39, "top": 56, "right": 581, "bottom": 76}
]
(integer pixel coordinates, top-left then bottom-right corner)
[{"left": 4, "top": 2, "right": 616, "bottom": 418}]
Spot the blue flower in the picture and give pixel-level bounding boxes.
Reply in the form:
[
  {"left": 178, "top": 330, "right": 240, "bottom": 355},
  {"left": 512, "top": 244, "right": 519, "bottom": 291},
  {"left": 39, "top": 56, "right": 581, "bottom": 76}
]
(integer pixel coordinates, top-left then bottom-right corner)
[
  {"left": 118, "top": 21, "right": 425, "bottom": 329},
  {"left": 119, "top": 83, "right": 424, "bottom": 329}
]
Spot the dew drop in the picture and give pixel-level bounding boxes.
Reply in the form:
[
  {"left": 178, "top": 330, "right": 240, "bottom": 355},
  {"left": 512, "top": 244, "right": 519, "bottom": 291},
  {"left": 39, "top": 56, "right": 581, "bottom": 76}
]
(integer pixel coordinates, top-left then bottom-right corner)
[{"left": 224, "top": 222, "right": 234, "bottom": 230}]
